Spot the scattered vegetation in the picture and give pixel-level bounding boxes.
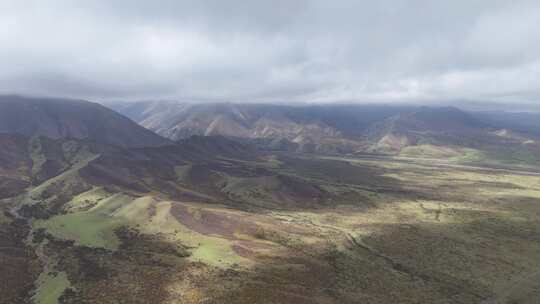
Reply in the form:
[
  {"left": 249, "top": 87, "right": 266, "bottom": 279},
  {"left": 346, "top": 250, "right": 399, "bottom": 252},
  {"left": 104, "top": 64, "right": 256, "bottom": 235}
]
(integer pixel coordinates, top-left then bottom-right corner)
[{"left": 3, "top": 134, "right": 540, "bottom": 304}]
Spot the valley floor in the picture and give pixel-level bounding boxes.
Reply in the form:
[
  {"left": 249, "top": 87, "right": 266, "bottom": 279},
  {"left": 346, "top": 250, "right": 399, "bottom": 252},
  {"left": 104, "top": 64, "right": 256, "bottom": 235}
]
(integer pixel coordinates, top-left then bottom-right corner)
[{"left": 2, "top": 153, "right": 540, "bottom": 304}]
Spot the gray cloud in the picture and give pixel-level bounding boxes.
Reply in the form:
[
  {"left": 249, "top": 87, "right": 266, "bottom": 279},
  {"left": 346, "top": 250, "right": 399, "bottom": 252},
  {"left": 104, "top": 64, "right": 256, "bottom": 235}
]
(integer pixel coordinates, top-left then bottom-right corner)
[{"left": 1, "top": 0, "right": 540, "bottom": 104}]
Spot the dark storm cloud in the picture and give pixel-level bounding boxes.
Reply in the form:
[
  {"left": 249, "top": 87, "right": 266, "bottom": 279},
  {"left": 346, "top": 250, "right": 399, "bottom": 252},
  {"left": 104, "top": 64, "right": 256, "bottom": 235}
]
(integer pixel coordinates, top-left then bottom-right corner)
[{"left": 1, "top": 0, "right": 540, "bottom": 104}]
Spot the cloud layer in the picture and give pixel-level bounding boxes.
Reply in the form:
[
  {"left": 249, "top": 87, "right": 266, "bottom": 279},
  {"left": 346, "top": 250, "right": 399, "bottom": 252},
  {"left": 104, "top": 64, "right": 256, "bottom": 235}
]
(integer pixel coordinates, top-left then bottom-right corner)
[{"left": 1, "top": 0, "right": 540, "bottom": 104}]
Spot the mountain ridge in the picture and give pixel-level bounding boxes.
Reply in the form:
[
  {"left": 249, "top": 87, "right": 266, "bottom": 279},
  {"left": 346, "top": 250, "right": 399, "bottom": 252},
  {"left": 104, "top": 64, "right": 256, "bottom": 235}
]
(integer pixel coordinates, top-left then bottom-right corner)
[
  {"left": 0, "top": 95, "right": 171, "bottom": 148},
  {"left": 105, "top": 101, "right": 540, "bottom": 159}
]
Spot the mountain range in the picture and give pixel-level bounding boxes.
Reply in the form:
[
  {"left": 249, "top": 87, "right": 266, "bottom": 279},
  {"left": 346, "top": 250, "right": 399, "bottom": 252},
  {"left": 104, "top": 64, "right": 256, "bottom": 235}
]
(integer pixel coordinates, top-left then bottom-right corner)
[
  {"left": 1, "top": 96, "right": 538, "bottom": 166},
  {"left": 2, "top": 95, "right": 540, "bottom": 304},
  {"left": 107, "top": 100, "right": 540, "bottom": 165}
]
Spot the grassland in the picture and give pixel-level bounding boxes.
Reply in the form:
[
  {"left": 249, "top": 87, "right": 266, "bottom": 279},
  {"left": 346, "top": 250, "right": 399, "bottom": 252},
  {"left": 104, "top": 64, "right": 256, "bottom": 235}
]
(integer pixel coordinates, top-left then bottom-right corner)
[
  {"left": 397, "top": 142, "right": 540, "bottom": 169},
  {"left": 32, "top": 271, "right": 70, "bottom": 304},
  {"left": 4, "top": 145, "right": 540, "bottom": 304}
]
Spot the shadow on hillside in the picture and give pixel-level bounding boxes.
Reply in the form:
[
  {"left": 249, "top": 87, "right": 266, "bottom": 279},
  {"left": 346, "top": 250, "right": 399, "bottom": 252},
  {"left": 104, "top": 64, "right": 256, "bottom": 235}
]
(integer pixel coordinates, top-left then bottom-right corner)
[{"left": 199, "top": 202, "right": 540, "bottom": 304}]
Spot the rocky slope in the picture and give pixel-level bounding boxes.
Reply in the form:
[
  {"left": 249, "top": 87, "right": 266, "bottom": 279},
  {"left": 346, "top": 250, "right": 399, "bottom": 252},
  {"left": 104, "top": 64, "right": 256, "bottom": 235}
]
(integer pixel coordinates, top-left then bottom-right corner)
[{"left": 106, "top": 101, "right": 540, "bottom": 158}]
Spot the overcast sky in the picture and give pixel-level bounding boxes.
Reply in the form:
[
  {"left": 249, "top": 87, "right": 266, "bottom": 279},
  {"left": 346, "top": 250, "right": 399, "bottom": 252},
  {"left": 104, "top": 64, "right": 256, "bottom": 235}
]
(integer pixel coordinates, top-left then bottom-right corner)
[{"left": 1, "top": 0, "right": 540, "bottom": 104}]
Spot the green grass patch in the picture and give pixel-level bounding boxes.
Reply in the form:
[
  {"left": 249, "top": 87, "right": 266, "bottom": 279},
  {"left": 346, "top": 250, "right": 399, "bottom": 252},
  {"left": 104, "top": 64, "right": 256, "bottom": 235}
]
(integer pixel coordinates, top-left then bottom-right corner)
[
  {"left": 28, "top": 136, "right": 48, "bottom": 176},
  {"left": 0, "top": 210, "right": 11, "bottom": 225},
  {"left": 449, "top": 148, "right": 486, "bottom": 163},
  {"left": 174, "top": 164, "right": 193, "bottom": 183},
  {"left": 188, "top": 238, "right": 246, "bottom": 267},
  {"left": 61, "top": 140, "right": 96, "bottom": 166},
  {"left": 400, "top": 144, "right": 463, "bottom": 158},
  {"left": 34, "top": 212, "right": 123, "bottom": 250},
  {"left": 33, "top": 271, "right": 70, "bottom": 304},
  {"left": 33, "top": 195, "right": 158, "bottom": 250},
  {"left": 141, "top": 201, "right": 249, "bottom": 268},
  {"left": 33, "top": 194, "right": 135, "bottom": 250},
  {"left": 484, "top": 147, "right": 540, "bottom": 167},
  {"left": 65, "top": 187, "right": 110, "bottom": 212}
]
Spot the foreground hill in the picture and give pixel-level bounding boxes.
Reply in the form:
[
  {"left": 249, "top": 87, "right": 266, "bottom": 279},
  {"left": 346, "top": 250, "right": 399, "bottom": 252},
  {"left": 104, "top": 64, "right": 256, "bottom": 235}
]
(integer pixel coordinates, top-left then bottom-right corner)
[
  {"left": 2, "top": 132, "right": 540, "bottom": 303},
  {"left": 0, "top": 95, "right": 171, "bottom": 148}
]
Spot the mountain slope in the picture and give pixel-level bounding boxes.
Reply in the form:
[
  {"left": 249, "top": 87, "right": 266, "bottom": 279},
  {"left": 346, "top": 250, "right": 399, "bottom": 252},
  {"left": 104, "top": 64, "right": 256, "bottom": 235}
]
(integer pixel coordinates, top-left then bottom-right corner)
[
  {"left": 106, "top": 101, "right": 540, "bottom": 166},
  {"left": 471, "top": 110, "right": 540, "bottom": 136},
  {"left": 108, "top": 102, "right": 530, "bottom": 148},
  {"left": 365, "top": 107, "right": 489, "bottom": 151},
  {"left": 360, "top": 107, "right": 540, "bottom": 167},
  {"left": 105, "top": 102, "right": 414, "bottom": 153},
  {"left": 0, "top": 134, "right": 32, "bottom": 198},
  {"left": 0, "top": 95, "right": 171, "bottom": 148},
  {"left": 107, "top": 102, "right": 417, "bottom": 139}
]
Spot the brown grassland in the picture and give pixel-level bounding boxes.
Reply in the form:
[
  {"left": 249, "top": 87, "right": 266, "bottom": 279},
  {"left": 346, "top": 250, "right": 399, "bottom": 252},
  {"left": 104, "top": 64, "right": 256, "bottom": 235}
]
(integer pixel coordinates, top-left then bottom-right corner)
[{"left": 1, "top": 142, "right": 540, "bottom": 304}]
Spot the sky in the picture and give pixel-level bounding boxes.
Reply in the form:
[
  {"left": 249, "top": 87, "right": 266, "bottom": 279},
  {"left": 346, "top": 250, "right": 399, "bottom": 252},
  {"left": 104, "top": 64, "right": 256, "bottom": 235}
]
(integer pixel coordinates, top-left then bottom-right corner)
[{"left": 1, "top": 0, "right": 540, "bottom": 105}]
